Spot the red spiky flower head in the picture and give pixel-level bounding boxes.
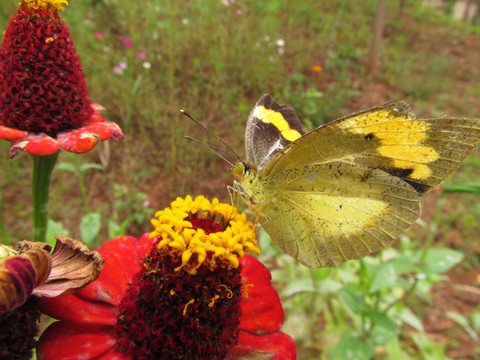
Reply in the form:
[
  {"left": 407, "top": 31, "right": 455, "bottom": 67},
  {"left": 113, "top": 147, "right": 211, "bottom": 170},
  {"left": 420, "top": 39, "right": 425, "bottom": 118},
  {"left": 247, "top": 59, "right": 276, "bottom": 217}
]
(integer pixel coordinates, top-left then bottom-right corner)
[
  {"left": 38, "top": 196, "right": 296, "bottom": 360},
  {"left": 0, "top": 0, "right": 123, "bottom": 158}
]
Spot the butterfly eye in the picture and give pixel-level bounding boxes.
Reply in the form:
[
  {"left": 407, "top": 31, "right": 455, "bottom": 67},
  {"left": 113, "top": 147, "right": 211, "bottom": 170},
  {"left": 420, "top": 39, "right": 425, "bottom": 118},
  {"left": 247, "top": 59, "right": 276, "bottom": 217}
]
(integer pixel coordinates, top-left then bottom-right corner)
[{"left": 232, "top": 162, "right": 247, "bottom": 180}]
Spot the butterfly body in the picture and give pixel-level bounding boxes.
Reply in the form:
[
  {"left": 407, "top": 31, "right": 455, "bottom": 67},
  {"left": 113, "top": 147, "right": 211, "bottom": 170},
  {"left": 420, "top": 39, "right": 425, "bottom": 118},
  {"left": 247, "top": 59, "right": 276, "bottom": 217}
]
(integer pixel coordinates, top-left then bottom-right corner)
[{"left": 233, "top": 94, "right": 480, "bottom": 268}]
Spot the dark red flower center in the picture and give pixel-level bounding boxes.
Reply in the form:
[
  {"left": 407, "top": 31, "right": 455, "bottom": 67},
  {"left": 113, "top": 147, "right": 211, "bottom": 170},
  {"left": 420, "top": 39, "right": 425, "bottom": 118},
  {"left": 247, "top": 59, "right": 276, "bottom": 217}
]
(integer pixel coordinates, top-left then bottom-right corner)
[
  {"left": 0, "top": 4, "right": 93, "bottom": 136},
  {"left": 114, "top": 238, "right": 243, "bottom": 359},
  {"left": 189, "top": 217, "right": 224, "bottom": 234},
  {"left": 0, "top": 295, "right": 41, "bottom": 360}
]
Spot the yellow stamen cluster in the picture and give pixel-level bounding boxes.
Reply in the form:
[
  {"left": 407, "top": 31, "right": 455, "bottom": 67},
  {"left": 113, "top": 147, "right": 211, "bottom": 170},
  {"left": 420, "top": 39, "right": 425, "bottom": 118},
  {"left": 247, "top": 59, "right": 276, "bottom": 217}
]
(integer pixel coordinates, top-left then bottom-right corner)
[
  {"left": 149, "top": 195, "right": 260, "bottom": 274},
  {"left": 22, "top": 0, "right": 68, "bottom": 11}
]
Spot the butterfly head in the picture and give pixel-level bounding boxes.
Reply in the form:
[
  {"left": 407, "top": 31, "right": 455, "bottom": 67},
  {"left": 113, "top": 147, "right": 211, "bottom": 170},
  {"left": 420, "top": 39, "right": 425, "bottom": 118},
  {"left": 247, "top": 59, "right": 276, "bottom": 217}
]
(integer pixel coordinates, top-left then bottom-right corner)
[{"left": 232, "top": 162, "right": 247, "bottom": 181}]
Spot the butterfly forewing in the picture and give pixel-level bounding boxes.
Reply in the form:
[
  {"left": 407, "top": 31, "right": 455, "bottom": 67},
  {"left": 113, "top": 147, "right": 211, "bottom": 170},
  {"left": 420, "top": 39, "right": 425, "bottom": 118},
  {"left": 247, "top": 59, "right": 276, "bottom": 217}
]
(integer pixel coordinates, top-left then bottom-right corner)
[{"left": 264, "top": 105, "right": 480, "bottom": 196}]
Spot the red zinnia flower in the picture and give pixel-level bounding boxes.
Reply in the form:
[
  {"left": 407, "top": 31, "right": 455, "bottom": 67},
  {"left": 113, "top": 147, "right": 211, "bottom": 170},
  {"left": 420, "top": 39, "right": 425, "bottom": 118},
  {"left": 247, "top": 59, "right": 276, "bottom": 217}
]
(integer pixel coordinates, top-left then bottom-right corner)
[
  {"left": 38, "top": 196, "right": 296, "bottom": 360},
  {"left": 0, "top": 0, "right": 123, "bottom": 158}
]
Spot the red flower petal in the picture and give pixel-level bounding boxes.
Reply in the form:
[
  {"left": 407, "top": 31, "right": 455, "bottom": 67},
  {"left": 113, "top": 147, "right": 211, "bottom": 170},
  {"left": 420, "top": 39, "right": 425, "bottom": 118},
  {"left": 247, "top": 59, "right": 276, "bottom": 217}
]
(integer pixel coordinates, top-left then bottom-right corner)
[
  {"left": 40, "top": 292, "right": 118, "bottom": 325},
  {"left": 37, "top": 322, "right": 119, "bottom": 360},
  {"left": 57, "top": 128, "right": 100, "bottom": 153},
  {"left": 88, "top": 235, "right": 154, "bottom": 303},
  {"left": 81, "top": 121, "right": 124, "bottom": 141},
  {"left": 40, "top": 235, "right": 155, "bottom": 324},
  {"left": 239, "top": 255, "right": 284, "bottom": 334},
  {"left": 8, "top": 133, "right": 60, "bottom": 158},
  {"left": 0, "top": 124, "right": 27, "bottom": 139},
  {"left": 231, "top": 331, "right": 296, "bottom": 360}
]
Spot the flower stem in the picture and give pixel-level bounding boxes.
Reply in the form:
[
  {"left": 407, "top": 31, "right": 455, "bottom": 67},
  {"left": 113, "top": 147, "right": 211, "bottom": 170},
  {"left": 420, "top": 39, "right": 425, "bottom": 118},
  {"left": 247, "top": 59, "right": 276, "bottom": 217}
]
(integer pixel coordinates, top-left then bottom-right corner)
[{"left": 32, "top": 152, "right": 59, "bottom": 242}]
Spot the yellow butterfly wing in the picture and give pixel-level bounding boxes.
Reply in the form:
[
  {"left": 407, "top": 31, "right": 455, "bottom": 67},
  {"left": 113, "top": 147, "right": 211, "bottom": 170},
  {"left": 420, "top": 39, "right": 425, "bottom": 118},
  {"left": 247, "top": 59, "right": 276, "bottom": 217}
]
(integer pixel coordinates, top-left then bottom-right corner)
[
  {"left": 241, "top": 103, "right": 480, "bottom": 268},
  {"left": 264, "top": 104, "right": 480, "bottom": 195}
]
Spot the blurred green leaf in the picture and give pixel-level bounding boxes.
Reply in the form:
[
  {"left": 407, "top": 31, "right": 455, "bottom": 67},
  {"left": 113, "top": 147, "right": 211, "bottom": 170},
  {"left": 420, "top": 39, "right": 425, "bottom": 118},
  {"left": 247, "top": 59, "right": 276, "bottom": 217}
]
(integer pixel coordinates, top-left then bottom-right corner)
[
  {"left": 338, "top": 283, "right": 366, "bottom": 314},
  {"left": 390, "top": 255, "right": 418, "bottom": 274},
  {"left": 80, "top": 212, "right": 102, "bottom": 246},
  {"left": 366, "top": 310, "right": 398, "bottom": 345},
  {"left": 369, "top": 262, "right": 397, "bottom": 293},
  {"left": 385, "top": 337, "right": 412, "bottom": 360},
  {"left": 79, "top": 163, "right": 104, "bottom": 172},
  {"left": 56, "top": 162, "right": 77, "bottom": 173},
  {"left": 443, "top": 182, "right": 480, "bottom": 194},
  {"left": 398, "top": 307, "right": 424, "bottom": 332},
  {"left": 329, "top": 332, "right": 375, "bottom": 360},
  {"left": 46, "top": 219, "right": 69, "bottom": 248},
  {"left": 108, "top": 218, "right": 130, "bottom": 239},
  {"left": 471, "top": 310, "right": 480, "bottom": 333},
  {"left": 282, "top": 278, "right": 342, "bottom": 296},
  {"left": 412, "top": 248, "right": 463, "bottom": 274},
  {"left": 413, "top": 333, "right": 449, "bottom": 360},
  {"left": 446, "top": 311, "right": 479, "bottom": 341}
]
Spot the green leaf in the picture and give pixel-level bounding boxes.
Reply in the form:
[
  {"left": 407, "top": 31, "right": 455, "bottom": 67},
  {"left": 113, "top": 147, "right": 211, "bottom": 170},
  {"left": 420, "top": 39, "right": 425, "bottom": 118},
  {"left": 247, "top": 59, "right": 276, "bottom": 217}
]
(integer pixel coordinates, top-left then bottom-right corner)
[
  {"left": 413, "top": 248, "right": 463, "bottom": 274},
  {"left": 329, "top": 332, "right": 375, "bottom": 360},
  {"left": 369, "top": 262, "right": 397, "bottom": 293},
  {"left": 390, "top": 255, "right": 418, "bottom": 274},
  {"left": 46, "top": 219, "right": 69, "bottom": 247},
  {"left": 80, "top": 212, "right": 102, "bottom": 247},
  {"left": 385, "top": 337, "right": 412, "bottom": 360},
  {"left": 443, "top": 182, "right": 480, "bottom": 194},
  {"left": 79, "top": 163, "right": 104, "bottom": 172},
  {"left": 282, "top": 278, "right": 342, "bottom": 296},
  {"left": 56, "top": 162, "right": 77, "bottom": 172},
  {"left": 398, "top": 307, "right": 424, "bottom": 332},
  {"left": 338, "top": 283, "right": 366, "bottom": 314},
  {"left": 446, "top": 311, "right": 479, "bottom": 341},
  {"left": 108, "top": 218, "right": 130, "bottom": 239},
  {"left": 366, "top": 310, "right": 398, "bottom": 345},
  {"left": 471, "top": 310, "right": 480, "bottom": 333}
]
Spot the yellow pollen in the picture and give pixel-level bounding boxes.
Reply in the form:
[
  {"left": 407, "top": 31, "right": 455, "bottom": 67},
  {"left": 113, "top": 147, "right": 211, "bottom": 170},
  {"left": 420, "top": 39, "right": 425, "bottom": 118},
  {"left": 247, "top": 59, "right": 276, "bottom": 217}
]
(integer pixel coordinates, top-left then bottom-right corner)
[
  {"left": 22, "top": 0, "right": 68, "bottom": 11},
  {"left": 169, "top": 290, "right": 175, "bottom": 295},
  {"left": 241, "top": 282, "right": 254, "bottom": 298},
  {"left": 208, "top": 295, "right": 220, "bottom": 307},
  {"left": 182, "top": 299, "right": 195, "bottom": 316},
  {"left": 149, "top": 196, "right": 260, "bottom": 274},
  {"left": 218, "top": 284, "right": 233, "bottom": 298},
  {"left": 45, "top": 37, "right": 54, "bottom": 43}
]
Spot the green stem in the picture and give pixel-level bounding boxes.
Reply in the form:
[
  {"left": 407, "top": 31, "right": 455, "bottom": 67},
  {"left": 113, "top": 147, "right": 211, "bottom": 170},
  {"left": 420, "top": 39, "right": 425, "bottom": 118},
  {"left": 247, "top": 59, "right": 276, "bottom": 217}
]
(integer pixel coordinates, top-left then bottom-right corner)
[{"left": 32, "top": 152, "right": 59, "bottom": 242}]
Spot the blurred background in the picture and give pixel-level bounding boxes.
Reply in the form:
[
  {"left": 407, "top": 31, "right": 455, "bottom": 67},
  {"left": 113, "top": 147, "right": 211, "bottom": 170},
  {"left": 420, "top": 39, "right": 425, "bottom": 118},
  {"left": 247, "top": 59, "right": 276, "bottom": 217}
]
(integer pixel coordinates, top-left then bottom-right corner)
[{"left": 1, "top": 0, "right": 479, "bottom": 358}]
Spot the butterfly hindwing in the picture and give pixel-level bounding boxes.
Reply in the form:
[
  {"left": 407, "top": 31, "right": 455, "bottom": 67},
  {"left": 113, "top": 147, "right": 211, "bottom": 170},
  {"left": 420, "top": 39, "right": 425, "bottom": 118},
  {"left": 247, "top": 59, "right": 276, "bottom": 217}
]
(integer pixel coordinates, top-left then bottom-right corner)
[{"left": 257, "top": 162, "right": 420, "bottom": 267}]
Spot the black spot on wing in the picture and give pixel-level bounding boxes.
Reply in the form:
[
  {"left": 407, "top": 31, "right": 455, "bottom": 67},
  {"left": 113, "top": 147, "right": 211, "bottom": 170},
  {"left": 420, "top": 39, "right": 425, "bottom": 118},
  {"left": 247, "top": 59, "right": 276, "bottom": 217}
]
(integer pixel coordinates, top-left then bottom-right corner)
[
  {"left": 388, "top": 167, "right": 414, "bottom": 179},
  {"left": 404, "top": 180, "right": 431, "bottom": 195},
  {"left": 382, "top": 167, "right": 431, "bottom": 195}
]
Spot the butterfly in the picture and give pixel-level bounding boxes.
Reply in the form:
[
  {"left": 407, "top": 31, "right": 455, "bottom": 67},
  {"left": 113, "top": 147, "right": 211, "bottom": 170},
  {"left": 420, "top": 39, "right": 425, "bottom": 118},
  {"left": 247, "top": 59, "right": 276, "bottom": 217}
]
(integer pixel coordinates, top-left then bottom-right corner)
[{"left": 231, "top": 94, "right": 480, "bottom": 268}]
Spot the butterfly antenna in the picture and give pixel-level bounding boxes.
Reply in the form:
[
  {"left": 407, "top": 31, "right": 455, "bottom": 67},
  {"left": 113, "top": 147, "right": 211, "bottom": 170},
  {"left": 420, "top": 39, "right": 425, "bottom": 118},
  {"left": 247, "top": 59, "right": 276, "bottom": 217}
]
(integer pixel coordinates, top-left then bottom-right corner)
[
  {"left": 184, "top": 136, "right": 234, "bottom": 167},
  {"left": 180, "top": 109, "right": 243, "bottom": 163}
]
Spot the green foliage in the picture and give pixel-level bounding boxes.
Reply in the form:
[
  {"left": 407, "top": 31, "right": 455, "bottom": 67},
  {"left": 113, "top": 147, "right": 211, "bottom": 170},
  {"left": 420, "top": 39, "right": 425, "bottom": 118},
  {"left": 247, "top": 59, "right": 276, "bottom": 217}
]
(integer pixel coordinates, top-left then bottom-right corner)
[
  {"left": 108, "top": 183, "right": 154, "bottom": 239},
  {"left": 263, "top": 226, "right": 465, "bottom": 359},
  {"left": 80, "top": 212, "right": 102, "bottom": 247}
]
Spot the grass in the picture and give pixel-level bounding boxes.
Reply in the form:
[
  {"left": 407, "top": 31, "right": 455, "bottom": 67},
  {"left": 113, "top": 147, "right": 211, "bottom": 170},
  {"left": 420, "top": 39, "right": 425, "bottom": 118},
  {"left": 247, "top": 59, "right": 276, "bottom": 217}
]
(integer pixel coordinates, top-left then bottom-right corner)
[{"left": 1, "top": 0, "right": 480, "bottom": 358}]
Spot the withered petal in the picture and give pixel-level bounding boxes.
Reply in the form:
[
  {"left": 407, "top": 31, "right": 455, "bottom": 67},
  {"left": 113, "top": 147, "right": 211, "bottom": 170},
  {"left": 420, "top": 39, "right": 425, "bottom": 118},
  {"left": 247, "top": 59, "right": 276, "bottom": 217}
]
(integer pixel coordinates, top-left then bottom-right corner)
[
  {"left": 0, "top": 243, "right": 51, "bottom": 314},
  {"left": 34, "top": 235, "right": 104, "bottom": 297}
]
